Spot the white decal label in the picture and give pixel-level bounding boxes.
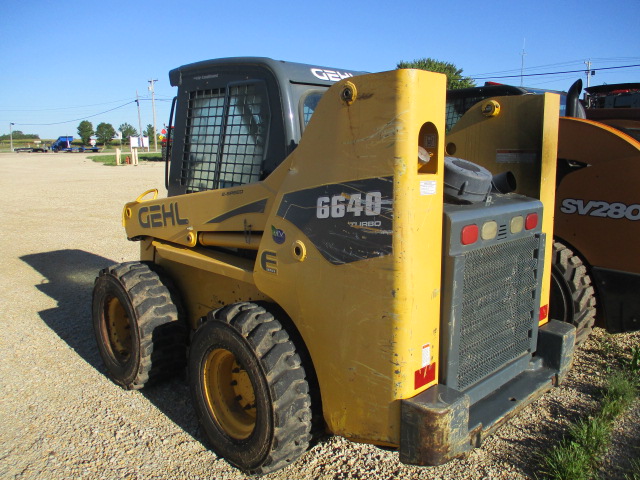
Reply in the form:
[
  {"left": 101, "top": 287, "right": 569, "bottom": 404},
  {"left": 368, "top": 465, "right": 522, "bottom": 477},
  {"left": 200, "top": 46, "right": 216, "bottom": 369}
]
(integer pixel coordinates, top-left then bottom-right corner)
[
  {"left": 420, "top": 180, "right": 437, "bottom": 196},
  {"left": 560, "top": 199, "right": 640, "bottom": 220},
  {"left": 496, "top": 149, "right": 537, "bottom": 164},
  {"left": 422, "top": 344, "right": 431, "bottom": 368},
  {"left": 311, "top": 68, "right": 354, "bottom": 82},
  {"left": 316, "top": 192, "right": 383, "bottom": 219}
]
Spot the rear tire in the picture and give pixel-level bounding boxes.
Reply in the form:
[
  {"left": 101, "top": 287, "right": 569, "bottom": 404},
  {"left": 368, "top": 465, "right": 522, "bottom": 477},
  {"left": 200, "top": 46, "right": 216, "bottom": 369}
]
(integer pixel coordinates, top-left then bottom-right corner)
[
  {"left": 189, "top": 302, "right": 312, "bottom": 474},
  {"left": 550, "top": 241, "right": 597, "bottom": 345},
  {"left": 92, "top": 262, "right": 187, "bottom": 389}
]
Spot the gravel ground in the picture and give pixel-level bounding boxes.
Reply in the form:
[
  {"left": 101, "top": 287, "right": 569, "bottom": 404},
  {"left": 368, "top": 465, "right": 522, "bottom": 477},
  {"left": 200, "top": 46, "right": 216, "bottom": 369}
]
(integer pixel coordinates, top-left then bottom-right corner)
[{"left": 0, "top": 152, "right": 637, "bottom": 480}]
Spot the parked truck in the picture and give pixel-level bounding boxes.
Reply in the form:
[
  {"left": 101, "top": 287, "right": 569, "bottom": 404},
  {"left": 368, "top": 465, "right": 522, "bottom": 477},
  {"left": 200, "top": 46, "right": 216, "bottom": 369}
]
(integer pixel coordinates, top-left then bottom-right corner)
[
  {"left": 445, "top": 80, "right": 640, "bottom": 344},
  {"left": 92, "top": 58, "right": 574, "bottom": 474},
  {"left": 49, "top": 135, "right": 99, "bottom": 153}
]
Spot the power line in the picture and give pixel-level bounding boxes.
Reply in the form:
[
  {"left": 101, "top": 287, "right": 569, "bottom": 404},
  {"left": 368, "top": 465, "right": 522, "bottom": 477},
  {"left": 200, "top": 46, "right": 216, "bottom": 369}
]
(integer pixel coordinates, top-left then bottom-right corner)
[
  {"left": 0, "top": 98, "right": 135, "bottom": 113},
  {"left": 523, "top": 74, "right": 584, "bottom": 87},
  {"left": 137, "top": 97, "right": 173, "bottom": 102},
  {"left": 14, "top": 101, "right": 136, "bottom": 126},
  {"left": 0, "top": 93, "right": 173, "bottom": 113},
  {"left": 471, "top": 63, "right": 640, "bottom": 81},
  {"left": 468, "top": 57, "right": 640, "bottom": 77}
]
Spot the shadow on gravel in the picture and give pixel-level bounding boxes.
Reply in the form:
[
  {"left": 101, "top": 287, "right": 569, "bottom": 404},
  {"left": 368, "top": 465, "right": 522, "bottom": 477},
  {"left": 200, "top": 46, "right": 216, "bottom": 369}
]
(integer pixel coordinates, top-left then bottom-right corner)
[
  {"left": 489, "top": 361, "right": 601, "bottom": 477},
  {"left": 21, "top": 249, "right": 110, "bottom": 370},
  {"left": 489, "top": 401, "right": 585, "bottom": 477},
  {"left": 20, "top": 249, "right": 203, "bottom": 444}
]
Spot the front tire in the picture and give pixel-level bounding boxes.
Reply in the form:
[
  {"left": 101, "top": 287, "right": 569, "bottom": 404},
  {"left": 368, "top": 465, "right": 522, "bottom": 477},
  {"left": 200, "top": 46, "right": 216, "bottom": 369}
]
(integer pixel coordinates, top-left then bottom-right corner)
[
  {"left": 189, "top": 302, "right": 312, "bottom": 474},
  {"left": 550, "top": 241, "right": 597, "bottom": 345},
  {"left": 92, "top": 262, "right": 187, "bottom": 389}
]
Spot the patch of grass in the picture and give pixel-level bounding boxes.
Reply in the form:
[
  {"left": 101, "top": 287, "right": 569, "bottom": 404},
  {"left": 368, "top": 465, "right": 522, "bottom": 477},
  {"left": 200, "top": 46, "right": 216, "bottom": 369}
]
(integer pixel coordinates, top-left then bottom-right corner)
[
  {"left": 568, "top": 415, "right": 611, "bottom": 461},
  {"left": 538, "top": 342, "right": 639, "bottom": 480},
  {"left": 601, "top": 372, "right": 637, "bottom": 419},
  {"left": 540, "top": 439, "right": 592, "bottom": 480},
  {"left": 88, "top": 152, "right": 162, "bottom": 166},
  {"left": 89, "top": 155, "right": 117, "bottom": 166},
  {"left": 622, "top": 346, "right": 640, "bottom": 374}
]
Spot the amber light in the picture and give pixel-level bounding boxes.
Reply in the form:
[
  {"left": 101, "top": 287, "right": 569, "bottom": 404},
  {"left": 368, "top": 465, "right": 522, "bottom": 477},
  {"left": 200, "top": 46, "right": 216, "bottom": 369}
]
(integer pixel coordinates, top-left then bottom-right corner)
[
  {"left": 525, "top": 213, "right": 538, "bottom": 230},
  {"left": 510, "top": 215, "right": 524, "bottom": 234},
  {"left": 481, "top": 221, "right": 498, "bottom": 240},
  {"left": 461, "top": 224, "right": 479, "bottom": 245}
]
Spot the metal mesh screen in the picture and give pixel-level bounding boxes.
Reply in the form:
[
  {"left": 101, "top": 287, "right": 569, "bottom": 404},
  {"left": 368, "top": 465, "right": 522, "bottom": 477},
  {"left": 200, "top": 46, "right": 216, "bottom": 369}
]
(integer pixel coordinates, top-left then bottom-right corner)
[
  {"left": 219, "top": 84, "right": 268, "bottom": 188},
  {"left": 457, "top": 236, "right": 540, "bottom": 390},
  {"left": 181, "top": 83, "right": 269, "bottom": 193}
]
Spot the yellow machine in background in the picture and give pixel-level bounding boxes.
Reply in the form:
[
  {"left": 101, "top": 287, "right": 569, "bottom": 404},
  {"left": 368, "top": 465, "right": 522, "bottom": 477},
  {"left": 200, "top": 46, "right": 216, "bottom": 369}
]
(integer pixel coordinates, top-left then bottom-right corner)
[
  {"left": 92, "top": 58, "right": 574, "bottom": 474},
  {"left": 446, "top": 80, "right": 640, "bottom": 344}
]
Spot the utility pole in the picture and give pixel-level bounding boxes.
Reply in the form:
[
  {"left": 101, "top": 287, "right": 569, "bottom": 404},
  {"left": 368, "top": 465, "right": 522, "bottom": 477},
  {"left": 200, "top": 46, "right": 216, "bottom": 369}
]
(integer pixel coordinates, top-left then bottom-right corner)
[
  {"left": 148, "top": 79, "right": 158, "bottom": 152},
  {"left": 9, "top": 122, "right": 14, "bottom": 152},
  {"left": 520, "top": 38, "right": 527, "bottom": 87},
  {"left": 135, "top": 90, "right": 144, "bottom": 150},
  {"left": 584, "top": 59, "right": 594, "bottom": 88}
]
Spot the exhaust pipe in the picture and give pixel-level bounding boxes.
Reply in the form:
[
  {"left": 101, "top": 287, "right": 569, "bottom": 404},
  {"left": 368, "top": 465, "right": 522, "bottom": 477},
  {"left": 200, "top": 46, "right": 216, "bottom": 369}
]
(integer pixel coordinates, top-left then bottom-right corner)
[
  {"left": 566, "top": 79, "right": 587, "bottom": 119},
  {"left": 492, "top": 171, "right": 517, "bottom": 194}
]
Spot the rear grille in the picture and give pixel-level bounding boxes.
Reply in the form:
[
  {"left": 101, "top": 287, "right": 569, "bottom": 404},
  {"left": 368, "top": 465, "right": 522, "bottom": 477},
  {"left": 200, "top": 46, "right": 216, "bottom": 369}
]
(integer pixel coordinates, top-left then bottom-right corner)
[{"left": 457, "top": 236, "right": 540, "bottom": 390}]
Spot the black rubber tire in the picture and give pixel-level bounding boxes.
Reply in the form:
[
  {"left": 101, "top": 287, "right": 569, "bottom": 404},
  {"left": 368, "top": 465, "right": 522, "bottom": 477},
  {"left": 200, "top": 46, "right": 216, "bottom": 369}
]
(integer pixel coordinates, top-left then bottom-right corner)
[
  {"left": 189, "top": 302, "right": 312, "bottom": 474},
  {"left": 550, "top": 241, "right": 597, "bottom": 345},
  {"left": 92, "top": 262, "right": 187, "bottom": 389}
]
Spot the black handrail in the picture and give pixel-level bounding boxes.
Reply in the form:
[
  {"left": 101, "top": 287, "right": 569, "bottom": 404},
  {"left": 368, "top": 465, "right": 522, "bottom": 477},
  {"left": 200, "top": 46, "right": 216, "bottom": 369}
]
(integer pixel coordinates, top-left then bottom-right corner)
[{"left": 165, "top": 96, "right": 177, "bottom": 190}]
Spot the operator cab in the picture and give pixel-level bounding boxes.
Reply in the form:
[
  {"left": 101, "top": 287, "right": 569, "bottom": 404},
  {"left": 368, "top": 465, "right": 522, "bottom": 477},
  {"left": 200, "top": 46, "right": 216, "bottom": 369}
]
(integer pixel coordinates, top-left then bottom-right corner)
[{"left": 166, "top": 57, "right": 364, "bottom": 196}]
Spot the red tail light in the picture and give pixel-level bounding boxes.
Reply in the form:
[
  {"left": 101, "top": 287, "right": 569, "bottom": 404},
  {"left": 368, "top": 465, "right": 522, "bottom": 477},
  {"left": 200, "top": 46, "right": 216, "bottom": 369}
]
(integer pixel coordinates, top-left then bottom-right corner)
[
  {"left": 525, "top": 213, "right": 538, "bottom": 230},
  {"left": 461, "top": 224, "right": 479, "bottom": 245},
  {"left": 539, "top": 304, "right": 549, "bottom": 321}
]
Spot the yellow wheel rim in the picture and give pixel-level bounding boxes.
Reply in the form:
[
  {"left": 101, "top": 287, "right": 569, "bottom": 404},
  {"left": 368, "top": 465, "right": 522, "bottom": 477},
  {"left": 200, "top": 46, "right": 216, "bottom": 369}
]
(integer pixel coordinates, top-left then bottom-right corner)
[
  {"left": 105, "top": 296, "right": 132, "bottom": 362},
  {"left": 203, "top": 348, "right": 256, "bottom": 440}
]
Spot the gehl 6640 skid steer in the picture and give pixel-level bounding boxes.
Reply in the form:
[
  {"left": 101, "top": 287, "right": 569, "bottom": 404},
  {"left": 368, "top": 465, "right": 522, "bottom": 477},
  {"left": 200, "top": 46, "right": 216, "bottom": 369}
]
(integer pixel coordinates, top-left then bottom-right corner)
[{"left": 92, "top": 57, "right": 574, "bottom": 474}]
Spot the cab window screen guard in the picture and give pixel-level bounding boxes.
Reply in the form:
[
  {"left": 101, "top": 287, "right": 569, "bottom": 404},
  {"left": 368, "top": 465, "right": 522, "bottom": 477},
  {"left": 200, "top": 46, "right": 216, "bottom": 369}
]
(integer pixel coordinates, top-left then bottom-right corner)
[
  {"left": 445, "top": 95, "right": 488, "bottom": 132},
  {"left": 181, "top": 81, "right": 270, "bottom": 192}
]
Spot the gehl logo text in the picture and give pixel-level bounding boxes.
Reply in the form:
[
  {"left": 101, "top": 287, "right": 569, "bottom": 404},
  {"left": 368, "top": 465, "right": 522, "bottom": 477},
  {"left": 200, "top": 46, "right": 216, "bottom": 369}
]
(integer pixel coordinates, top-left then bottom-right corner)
[{"left": 138, "top": 203, "right": 189, "bottom": 228}]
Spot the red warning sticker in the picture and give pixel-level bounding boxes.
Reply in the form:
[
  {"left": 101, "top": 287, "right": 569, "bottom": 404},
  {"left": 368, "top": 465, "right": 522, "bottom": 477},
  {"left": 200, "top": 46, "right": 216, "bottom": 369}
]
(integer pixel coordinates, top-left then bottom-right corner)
[{"left": 414, "top": 363, "right": 436, "bottom": 389}]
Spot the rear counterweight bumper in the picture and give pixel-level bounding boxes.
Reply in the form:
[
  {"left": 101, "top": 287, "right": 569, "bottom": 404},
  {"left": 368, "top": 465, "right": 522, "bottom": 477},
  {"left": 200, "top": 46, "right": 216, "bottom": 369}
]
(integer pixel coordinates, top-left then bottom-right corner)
[{"left": 399, "top": 320, "right": 575, "bottom": 466}]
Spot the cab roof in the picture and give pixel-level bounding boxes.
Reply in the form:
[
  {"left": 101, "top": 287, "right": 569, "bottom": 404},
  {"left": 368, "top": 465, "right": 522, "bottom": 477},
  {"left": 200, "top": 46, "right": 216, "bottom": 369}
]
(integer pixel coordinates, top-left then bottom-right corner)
[{"left": 169, "top": 56, "right": 366, "bottom": 87}]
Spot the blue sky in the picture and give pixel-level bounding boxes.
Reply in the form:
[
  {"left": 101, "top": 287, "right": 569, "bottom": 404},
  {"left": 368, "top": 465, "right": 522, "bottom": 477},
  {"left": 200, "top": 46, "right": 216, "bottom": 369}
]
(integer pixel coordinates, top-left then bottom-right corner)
[{"left": 1, "top": 0, "right": 639, "bottom": 140}]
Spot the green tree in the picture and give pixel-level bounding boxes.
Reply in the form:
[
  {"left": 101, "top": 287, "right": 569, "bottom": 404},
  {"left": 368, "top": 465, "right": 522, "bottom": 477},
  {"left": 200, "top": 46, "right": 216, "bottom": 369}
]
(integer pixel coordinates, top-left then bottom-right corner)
[
  {"left": 144, "top": 123, "right": 155, "bottom": 140},
  {"left": 77, "top": 120, "right": 94, "bottom": 145},
  {"left": 0, "top": 131, "right": 40, "bottom": 140},
  {"left": 397, "top": 58, "right": 476, "bottom": 89},
  {"left": 119, "top": 123, "right": 138, "bottom": 144},
  {"left": 96, "top": 122, "right": 116, "bottom": 146}
]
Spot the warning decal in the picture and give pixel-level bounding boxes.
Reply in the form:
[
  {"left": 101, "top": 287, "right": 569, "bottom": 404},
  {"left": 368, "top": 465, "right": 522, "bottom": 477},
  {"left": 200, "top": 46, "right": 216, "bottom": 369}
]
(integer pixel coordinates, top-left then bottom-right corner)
[
  {"left": 496, "top": 149, "right": 537, "bottom": 164},
  {"left": 414, "top": 363, "right": 436, "bottom": 389}
]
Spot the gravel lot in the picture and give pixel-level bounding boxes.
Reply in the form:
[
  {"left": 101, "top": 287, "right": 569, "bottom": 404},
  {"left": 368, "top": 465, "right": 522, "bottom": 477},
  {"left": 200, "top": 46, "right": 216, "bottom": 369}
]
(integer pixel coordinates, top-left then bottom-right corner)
[{"left": 1, "top": 152, "right": 637, "bottom": 479}]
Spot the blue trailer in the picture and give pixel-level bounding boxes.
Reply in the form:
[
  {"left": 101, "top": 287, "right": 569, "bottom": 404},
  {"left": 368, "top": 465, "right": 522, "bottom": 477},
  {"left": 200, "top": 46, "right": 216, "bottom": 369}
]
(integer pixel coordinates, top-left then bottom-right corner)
[{"left": 49, "top": 136, "right": 99, "bottom": 153}]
